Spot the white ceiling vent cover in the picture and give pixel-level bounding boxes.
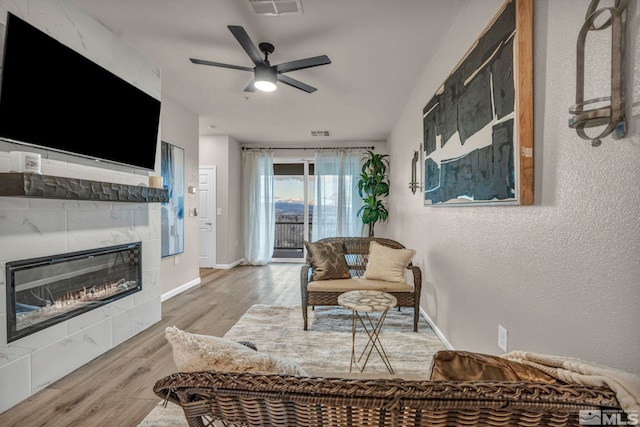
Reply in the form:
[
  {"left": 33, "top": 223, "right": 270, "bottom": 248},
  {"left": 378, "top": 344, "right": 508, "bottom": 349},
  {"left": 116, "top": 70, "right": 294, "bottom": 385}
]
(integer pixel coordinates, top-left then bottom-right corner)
[
  {"left": 311, "top": 130, "right": 331, "bottom": 137},
  {"left": 247, "top": 0, "right": 303, "bottom": 16}
]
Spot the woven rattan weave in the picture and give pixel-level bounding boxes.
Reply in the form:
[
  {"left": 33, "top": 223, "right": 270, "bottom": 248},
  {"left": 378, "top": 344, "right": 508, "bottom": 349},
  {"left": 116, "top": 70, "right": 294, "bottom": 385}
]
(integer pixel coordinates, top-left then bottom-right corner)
[
  {"left": 153, "top": 371, "right": 621, "bottom": 427},
  {"left": 301, "top": 237, "right": 421, "bottom": 331}
]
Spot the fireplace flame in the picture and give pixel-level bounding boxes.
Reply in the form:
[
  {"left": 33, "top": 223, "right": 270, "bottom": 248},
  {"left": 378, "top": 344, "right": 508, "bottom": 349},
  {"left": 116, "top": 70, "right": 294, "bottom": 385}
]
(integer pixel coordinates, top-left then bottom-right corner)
[
  {"left": 51, "top": 280, "right": 136, "bottom": 309},
  {"left": 18, "top": 279, "right": 137, "bottom": 328}
]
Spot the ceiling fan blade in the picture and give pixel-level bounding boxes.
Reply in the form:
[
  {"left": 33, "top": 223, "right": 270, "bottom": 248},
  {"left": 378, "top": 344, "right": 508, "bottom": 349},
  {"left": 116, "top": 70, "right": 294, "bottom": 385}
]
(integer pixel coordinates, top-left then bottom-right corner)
[
  {"left": 190, "top": 58, "right": 253, "bottom": 72},
  {"left": 277, "top": 74, "right": 317, "bottom": 93},
  {"left": 276, "top": 55, "right": 331, "bottom": 73},
  {"left": 244, "top": 80, "right": 257, "bottom": 93},
  {"left": 227, "top": 25, "right": 265, "bottom": 67}
]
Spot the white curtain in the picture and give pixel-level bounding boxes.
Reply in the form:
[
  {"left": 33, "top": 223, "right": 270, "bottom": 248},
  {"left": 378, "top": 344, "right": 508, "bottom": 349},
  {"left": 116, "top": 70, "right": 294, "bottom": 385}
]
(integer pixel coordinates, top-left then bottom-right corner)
[
  {"left": 242, "top": 150, "right": 275, "bottom": 265},
  {"left": 312, "top": 149, "right": 365, "bottom": 240}
]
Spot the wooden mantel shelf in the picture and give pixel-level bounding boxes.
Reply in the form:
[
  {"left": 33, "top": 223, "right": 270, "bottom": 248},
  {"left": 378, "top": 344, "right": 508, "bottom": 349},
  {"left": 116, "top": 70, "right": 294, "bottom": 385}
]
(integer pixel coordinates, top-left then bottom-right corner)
[{"left": 0, "top": 172, "right": 169, "bottom": 203}]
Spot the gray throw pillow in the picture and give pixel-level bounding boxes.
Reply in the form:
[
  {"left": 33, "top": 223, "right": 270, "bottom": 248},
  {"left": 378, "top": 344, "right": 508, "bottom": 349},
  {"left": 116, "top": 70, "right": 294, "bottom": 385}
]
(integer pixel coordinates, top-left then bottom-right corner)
[{"left": 304, "top": 241, "right": 351, "bottom": 281}]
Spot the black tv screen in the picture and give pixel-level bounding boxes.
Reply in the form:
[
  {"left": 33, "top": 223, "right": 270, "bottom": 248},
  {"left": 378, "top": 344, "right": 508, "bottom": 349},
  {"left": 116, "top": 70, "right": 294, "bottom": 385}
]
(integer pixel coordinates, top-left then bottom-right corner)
[{"left": 0, "top": 12, "right": 161, "bottom": 171}]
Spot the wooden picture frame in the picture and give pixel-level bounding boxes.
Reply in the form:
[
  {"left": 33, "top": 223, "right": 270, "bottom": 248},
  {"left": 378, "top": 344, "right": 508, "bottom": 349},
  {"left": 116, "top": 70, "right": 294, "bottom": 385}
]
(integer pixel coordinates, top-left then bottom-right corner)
[{"left": 423, "top": 0, "right": 533, "bottom": 206}]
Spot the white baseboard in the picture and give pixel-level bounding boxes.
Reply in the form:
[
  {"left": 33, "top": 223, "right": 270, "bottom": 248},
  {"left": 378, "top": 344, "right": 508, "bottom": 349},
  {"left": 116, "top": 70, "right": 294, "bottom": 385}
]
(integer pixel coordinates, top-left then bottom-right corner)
[
  {"left": 419, "top": 307, "right": 453, "bottom": 350},
  {"left": 161, "top": 277, "right": 201, "bottom": 302},
  {"left": 214, "top": 259, "right": 244, "bottom": 269}
]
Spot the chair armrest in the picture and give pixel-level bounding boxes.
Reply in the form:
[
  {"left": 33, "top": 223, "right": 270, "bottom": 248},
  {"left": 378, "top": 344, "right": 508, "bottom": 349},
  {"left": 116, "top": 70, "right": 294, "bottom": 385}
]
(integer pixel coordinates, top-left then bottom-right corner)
[
  {"left": 407, "top": 265, "right": 422, "bottom": 296},
  {"left": 300, "top": 264, "right": 311, "bottom": 298},
  {"left": 301, "top": 264, "right": 312, "bottom": 282}
]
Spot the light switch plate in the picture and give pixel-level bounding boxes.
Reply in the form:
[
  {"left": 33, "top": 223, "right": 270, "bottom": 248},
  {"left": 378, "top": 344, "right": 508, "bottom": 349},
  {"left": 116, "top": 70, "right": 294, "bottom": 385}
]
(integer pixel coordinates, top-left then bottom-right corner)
[{"left": 498, "top": 325, "right": 508, "bottom": 352}]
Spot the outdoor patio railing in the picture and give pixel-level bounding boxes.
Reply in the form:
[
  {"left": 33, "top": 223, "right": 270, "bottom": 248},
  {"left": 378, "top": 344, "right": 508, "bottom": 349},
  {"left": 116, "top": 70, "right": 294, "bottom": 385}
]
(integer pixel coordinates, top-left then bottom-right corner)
[{"left": 274, "top": 221, "right": 310, "bottom": 250}]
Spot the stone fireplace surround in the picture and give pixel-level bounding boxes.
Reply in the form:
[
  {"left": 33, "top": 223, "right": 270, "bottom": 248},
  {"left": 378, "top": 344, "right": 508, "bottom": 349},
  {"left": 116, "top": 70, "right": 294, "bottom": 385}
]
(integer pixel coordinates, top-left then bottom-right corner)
[
  {"left": 0, "top": 152, "right": 164, "bottom": 413},
  {"left": 0, "top": 0, "right": 163, "bottom": 413}
]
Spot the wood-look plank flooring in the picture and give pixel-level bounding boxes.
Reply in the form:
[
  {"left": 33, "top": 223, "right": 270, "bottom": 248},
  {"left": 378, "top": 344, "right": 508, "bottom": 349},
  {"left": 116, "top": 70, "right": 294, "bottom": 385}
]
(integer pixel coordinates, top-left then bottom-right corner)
[{"left": 0, "top": 263, "right": 302, "bottom": 427}]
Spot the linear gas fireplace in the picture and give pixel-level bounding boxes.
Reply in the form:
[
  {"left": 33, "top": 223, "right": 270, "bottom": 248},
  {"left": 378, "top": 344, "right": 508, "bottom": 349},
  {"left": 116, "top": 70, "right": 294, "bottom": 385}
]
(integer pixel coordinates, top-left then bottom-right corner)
[{"left": 6, "top": 242, "right": 142, "bottom": 342}]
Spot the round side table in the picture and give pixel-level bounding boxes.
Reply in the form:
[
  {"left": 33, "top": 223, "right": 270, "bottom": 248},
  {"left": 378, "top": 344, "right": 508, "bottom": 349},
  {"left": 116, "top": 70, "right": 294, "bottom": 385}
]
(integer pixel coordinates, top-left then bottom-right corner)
[{"left": 338, "top": 290, "right": 397, "bottom": 374}]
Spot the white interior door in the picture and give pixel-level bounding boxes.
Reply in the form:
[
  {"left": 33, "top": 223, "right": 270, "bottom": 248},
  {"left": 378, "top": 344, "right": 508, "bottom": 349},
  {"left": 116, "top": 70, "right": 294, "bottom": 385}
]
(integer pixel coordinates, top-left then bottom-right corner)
[{"left": 199, "top": 166, "right": 216, "bottom": 268}]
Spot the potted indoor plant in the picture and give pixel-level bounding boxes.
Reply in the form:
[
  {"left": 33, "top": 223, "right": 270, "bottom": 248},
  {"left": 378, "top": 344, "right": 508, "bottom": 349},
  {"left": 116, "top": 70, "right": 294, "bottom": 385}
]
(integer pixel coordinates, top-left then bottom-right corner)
[{"left": 357, "top": 150, "right": 390, "bottom": 237}]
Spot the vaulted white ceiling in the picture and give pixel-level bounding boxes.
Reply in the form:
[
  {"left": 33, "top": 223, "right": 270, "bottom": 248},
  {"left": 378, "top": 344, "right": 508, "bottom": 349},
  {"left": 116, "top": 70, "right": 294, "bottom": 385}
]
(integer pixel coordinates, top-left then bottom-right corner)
[{"left": 74, "top": 0, "right": 470, "bottom": 144}]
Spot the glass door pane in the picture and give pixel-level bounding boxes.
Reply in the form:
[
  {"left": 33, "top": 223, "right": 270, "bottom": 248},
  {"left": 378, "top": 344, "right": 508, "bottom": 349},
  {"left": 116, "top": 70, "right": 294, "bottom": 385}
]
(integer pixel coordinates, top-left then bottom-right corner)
[{"left": 273, "top": 162, "right": 312, "bottom": 260}]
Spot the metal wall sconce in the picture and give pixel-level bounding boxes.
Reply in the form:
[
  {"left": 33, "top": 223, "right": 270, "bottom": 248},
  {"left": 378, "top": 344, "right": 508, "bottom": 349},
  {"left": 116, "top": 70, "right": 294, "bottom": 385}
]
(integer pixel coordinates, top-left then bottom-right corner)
[
  {"left": 409, "top": 144, "right": 423, "bottom": 194},
  {"left": 569, "top": 0, "right": 628, "bottom": 147}
]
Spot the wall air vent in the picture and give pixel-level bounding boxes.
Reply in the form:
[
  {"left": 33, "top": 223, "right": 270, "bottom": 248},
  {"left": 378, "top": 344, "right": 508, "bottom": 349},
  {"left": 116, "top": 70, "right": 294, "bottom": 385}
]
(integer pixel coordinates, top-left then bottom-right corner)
[
  {"left": 247, "top": 0, "right": 303, "bottom": 16},
  {"left": 311, "top": 130, "right": 331, "bottom": 137}
]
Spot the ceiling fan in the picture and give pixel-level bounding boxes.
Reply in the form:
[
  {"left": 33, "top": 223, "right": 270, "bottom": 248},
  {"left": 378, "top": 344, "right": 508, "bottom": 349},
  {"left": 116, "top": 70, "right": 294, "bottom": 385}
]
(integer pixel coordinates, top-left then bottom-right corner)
[{"left": 190, "top": 25, "right": 331, "bottom": 93}]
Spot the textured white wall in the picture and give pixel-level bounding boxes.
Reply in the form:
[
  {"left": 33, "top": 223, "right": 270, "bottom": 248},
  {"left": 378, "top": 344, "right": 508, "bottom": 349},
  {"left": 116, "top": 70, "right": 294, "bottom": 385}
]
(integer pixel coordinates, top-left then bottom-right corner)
[
  {"left": 227, "top": 136, "right": 244, "bottom": 263},
  {"left": 200, "top": 135, "right": 230, "bottom": 265},
  {"left": 386, "top": 0, "right": 640, "bottom": 374},
  {"left": 159, "top": 96, "right": 201, "bottom": 294},
  {"left": 200, "top": 134, "right": 246, "bottom": 267}
]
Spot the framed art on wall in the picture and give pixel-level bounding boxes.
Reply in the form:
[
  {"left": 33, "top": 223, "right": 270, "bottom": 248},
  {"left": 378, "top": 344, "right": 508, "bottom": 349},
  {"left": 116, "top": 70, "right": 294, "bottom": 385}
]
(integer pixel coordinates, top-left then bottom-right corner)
[
  {"left": 423, "top": 0, "right": 533, "bottom": 206},
  {"left": 161, "top": 141, "right": 185, "bottom": 257}
]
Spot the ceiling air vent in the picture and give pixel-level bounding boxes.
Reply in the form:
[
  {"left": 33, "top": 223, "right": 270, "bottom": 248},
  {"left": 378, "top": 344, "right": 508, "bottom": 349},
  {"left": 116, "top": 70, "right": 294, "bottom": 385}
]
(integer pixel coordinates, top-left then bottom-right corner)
[
  {"left": 311, "top": 130, "right": 331, "bottom": 137},
  {"left": 247, "top": 0, "right": 303, "bottom": 16}
]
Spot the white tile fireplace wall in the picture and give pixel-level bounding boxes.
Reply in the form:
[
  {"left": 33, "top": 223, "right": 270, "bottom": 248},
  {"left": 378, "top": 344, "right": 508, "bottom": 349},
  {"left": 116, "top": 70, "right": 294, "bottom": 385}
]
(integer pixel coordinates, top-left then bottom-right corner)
[{"left": 0, "top": 0, "right": 162, "bottom": 413}]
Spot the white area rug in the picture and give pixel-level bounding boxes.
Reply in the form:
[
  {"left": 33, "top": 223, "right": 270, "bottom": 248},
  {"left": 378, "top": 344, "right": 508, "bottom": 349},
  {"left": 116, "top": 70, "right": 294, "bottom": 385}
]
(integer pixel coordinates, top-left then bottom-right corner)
[{"left": 139, "top": 304, "right": 446, "bottom": 426}]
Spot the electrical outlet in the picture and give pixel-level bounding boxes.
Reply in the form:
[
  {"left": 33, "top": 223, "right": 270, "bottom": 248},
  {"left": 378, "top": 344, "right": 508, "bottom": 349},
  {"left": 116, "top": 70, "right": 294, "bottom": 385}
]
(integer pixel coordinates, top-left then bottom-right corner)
[{"left": 498, "top": 325, "right": 508, "bottom": 352}]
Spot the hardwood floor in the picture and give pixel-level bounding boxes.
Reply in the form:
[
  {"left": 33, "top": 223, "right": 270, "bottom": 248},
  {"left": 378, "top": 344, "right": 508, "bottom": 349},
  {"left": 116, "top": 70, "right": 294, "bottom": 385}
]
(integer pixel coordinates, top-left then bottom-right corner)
[{"left": 0, "top": 264, "right": 302, "bottom": 427}]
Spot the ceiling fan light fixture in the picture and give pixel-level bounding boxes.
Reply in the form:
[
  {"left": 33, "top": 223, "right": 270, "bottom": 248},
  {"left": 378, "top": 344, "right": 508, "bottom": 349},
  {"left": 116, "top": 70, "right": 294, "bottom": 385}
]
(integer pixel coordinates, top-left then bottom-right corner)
[
  {"left": 254, "top": 80, "right": 277, "bottom": 92},
  {"left": 254, "top": 66, "right": 277, "bottom": 92},
  {"left": 190, "top": 26, "right": 330, "bottom": 93}
]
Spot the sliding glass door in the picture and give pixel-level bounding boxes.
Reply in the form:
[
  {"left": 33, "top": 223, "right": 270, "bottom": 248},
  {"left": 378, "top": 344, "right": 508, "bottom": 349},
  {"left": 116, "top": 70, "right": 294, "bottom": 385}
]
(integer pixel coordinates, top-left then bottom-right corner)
[{"left": 272, "top": 161, "right": 314, "bottom": 261}]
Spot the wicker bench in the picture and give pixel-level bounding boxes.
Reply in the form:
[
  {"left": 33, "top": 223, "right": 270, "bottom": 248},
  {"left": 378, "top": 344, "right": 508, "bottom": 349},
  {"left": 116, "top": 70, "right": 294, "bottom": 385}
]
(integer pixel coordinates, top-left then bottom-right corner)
[
  {"left": 301, "top": 237, "right": 421, "bottom": 331},
  {"left": 153, "top": 371, "right": 621, "bottom": 427}
]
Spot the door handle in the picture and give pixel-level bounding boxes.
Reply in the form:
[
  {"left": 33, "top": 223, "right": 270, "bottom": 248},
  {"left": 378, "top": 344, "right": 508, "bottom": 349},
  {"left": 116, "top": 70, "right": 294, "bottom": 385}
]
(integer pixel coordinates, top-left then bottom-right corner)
[{"left": 205, "top": 222, "right": 212, "bottom": 225}]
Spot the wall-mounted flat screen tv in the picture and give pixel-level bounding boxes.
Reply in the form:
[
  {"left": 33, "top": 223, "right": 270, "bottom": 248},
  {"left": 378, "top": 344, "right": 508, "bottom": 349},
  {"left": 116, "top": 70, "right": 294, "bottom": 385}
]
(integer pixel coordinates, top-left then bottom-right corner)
[{"left": 0, "top": 12, "right": 161, "bottom": 171}]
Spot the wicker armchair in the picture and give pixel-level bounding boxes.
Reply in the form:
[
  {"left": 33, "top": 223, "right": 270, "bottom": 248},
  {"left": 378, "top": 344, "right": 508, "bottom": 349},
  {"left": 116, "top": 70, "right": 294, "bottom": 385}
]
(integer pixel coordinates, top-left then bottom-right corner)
[
  {"left": 153, "top": 371, "right": 621, "bottom": 427},
  {"left": 301, "top": 237, "right": 422, "bottom": 331}
]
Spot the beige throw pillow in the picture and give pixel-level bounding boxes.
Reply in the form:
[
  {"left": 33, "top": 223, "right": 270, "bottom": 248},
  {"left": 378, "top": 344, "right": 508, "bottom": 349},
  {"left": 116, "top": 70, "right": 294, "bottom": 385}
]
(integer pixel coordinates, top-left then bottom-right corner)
[
  {"left": 304, "top": 241, "right": 351, "bottom": 281},
  {"left": 165, "top": 326, "right": 308, "bottom": 376},
  {"left": 363, "top": 241, "right": 415, "bottom": 283}
]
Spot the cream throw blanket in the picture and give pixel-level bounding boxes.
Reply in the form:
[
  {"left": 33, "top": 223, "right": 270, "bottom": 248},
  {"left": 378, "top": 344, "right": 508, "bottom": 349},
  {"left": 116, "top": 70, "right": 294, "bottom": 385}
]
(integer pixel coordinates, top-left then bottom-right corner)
[{"left": 501, "top": 351, "right": 640, "bottom": 414}]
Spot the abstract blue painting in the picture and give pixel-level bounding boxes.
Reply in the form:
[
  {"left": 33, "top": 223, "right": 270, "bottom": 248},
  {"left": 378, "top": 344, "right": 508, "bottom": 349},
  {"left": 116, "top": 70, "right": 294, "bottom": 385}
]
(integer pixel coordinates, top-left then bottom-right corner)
[{"left": 161, "top": 141, "right": 184, "bottom": 256}]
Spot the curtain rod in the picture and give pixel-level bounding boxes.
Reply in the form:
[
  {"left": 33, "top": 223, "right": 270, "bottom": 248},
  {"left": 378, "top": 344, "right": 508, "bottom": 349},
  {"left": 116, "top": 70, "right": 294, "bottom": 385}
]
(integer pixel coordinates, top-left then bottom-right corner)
[{"left": 241, "top": 146, "right": 375, "bottom": 151}]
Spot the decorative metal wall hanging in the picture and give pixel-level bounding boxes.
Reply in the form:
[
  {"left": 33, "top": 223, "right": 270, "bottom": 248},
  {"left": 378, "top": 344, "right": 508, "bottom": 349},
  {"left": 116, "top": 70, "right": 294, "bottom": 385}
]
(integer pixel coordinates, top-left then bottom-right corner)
[
  {"left": 409, "top": 144, "right": 423, "bottom": 194},
  {"left": 569, "top": 0, "right": 628, "bottom": 147}
]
